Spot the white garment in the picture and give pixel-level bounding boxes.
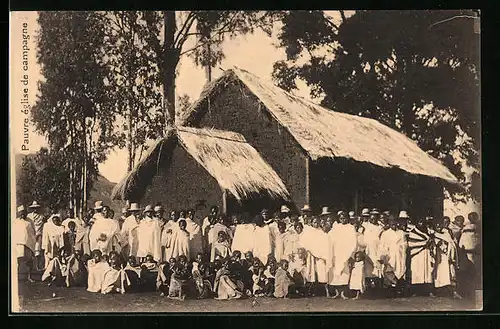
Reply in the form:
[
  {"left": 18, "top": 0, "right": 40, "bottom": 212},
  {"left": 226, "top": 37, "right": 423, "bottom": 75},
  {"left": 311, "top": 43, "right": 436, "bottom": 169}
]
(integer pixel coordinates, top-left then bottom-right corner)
[
  {"left": 349, "top": 260, "right": 366, "bottom": 292},
  {"left": 89, "top": 217, "right": 120, "bottom": 255},
  {"left": 408, "top": 227, "right": 433, "bottom": 284},
  {"left": 162, "top": 220, "right": 178, "bottom": 261},
  {"left": 136, "top": 216, "right": 162, "bottom": 262},
  {"left": 378, "top": 229, "right": 407, "bottom": 280},
  {"left": 253, "top": 225, "right": 272, "bottom": 263},
  {"left": 231, "top": 223, "right": 255, "bottom": 255},
  {"left": 185, "top": 218, "right": 204, "bottom": 258},
  {"left": 327, "top": 223, "right": 357, "bottom": 286},
  {"left": 62, "top": 217, "right": 83, "bottom": 232},
  {"left": 87, "top": 259, "right": 110, "bottom": 293},
  {"left": 434, "top": 230, "right": 457, "bottom": 288},
  {"left": 362, "top": 222, "right": 383, "bottom": 277},
  {"left": 120, "top": 215, "right": 139, "bottom": 257},
  {"left": 42, "top": 217, "right": 65, "bottom": 265},
  {"left": 13, "top": 217, "right": 36, "bottom": 256}
]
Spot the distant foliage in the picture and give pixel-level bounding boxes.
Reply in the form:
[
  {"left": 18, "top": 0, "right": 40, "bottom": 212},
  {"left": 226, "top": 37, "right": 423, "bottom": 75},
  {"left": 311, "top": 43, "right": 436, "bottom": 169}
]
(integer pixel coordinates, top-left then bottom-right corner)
[{"left": 273, "top": 10, "right": 480, "bottom": 202}]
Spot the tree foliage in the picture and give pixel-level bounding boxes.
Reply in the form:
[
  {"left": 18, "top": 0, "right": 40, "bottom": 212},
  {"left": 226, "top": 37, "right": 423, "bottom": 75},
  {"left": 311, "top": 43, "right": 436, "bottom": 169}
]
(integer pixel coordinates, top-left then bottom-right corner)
[
  {"left": 272, "top": 10, "right": 480, "bottom": 201},
  {"left": 32, "top": 12, "right": 116, "bottom": 215},
  {"left": 16, "top": 149, "right": 70, "bottom": 210}
]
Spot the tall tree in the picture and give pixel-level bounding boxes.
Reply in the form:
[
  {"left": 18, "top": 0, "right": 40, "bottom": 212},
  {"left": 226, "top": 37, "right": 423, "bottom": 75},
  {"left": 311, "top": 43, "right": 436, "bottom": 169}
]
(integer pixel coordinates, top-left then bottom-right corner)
[
  {"left": 32, "top": 12, "right": 118, "bottom": 217},
  {"left": 273, "top": 10, "right": 480, "bottom": 201}
]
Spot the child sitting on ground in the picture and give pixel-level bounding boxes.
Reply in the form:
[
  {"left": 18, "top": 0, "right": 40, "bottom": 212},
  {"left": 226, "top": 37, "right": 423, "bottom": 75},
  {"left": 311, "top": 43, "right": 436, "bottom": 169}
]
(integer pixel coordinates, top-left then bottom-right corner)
[
  {"left": 65, "top": 249, "right": 87, "bottom": 287},
  {"left": 41, "top": 247, "right": 69, "bottom": 286},
  {"left": 252, "top": 266, "right": 268, "bottom": 297},
  {"left": 157, "top": 257, "right": 176, "bottom": 296},
  {"left": 168, "top": 255, "right": 192, "bottom": 300},
  {"left": 123, "top": 256, "right": 142, "bottom": 292},
  {"left": 349, "top": 251, "right": 366, "bottom": 300},
  {"left": 87, "top": 249, "right": 111, "bottom": 293},
  {"left": 101, "top": 251, "right": 128, "bottom": 294},
  {"left": 274, "top": 259, "right": 297, "bottom": 298},
  {"left": 192, "top": 253, "right": 213, "bottom": 299},
  {"left": 140, "top": 254, "right": 159, "bottom": 292}
]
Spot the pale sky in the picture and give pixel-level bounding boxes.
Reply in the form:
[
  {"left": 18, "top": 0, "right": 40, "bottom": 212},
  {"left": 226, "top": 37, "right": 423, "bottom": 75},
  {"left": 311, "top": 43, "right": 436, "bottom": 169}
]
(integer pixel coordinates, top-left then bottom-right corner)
[{"left": 9, "top": 11, "right": 479, "bottom": 216}]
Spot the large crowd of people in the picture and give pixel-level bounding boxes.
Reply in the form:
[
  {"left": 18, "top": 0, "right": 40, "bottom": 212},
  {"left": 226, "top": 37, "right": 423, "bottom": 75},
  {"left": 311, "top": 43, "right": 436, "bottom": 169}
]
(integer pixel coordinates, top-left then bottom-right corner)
[{"left": 13, "top": 200, "right": 481, "bottom": 301}]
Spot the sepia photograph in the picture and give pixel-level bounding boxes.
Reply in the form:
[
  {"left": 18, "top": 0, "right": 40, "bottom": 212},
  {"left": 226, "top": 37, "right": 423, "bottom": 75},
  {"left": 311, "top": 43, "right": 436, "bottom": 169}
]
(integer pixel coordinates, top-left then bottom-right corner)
[{"left": 9, "top": 10, "right": 481, "bottom": 313}]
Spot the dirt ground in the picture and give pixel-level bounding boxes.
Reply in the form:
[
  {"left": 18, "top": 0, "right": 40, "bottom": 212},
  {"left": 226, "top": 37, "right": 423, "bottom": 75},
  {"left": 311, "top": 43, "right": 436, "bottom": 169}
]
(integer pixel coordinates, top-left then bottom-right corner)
[{"left": 15, "top": 278, "right": 481, "bottom": 313}]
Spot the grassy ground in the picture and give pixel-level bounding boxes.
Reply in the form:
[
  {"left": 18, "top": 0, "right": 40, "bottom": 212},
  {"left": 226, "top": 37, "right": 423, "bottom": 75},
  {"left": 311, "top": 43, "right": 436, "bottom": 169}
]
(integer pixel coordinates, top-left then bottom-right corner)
[{"left": 16, "top": 278, "right": 481, "bottom": 313}]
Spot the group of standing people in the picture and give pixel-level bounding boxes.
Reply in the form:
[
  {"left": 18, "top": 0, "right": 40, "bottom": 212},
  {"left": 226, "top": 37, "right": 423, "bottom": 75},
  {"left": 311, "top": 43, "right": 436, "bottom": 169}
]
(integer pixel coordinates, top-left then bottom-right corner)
[{"left": 13, "top": 200, "right": 481, "bottom": 301}]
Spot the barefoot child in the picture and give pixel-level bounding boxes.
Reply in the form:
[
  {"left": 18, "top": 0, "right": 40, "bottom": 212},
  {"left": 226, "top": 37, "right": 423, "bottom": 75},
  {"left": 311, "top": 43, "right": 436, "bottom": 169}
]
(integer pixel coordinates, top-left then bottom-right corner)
[
  {"left": 87, "top": 249, "right": 110, "bottom": 293},
  {"left": 274, "top": 259, "right": 296, "bottom": 298},
  {"left": 349, "top": 251, "right": 366, "bottom": 299}
]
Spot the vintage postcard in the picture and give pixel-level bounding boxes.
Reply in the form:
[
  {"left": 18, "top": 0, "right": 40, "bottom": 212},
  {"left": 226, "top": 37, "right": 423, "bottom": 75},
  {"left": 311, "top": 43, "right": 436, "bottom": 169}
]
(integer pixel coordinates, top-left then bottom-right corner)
[{"left": 9, "top": 10, "right": 482, "bottom": 313}]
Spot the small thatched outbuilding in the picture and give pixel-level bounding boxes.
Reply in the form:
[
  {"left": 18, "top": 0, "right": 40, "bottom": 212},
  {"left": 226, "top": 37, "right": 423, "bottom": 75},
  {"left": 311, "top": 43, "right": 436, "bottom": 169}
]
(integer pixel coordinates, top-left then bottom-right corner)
[
  {"left": 111, "top": 127, "right": 290, "bottom": 217},
  {"left": 180, "top": 66, "right": 459, "bottom": 219}
]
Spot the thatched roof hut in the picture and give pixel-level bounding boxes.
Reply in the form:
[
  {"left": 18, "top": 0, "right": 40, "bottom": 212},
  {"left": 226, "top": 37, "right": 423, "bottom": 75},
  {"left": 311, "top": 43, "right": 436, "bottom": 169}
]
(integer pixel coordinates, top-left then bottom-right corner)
[
  {"left": 179, "top": 66, "right": 458, "bottom": 218},
  {"left": 181, "top": 66, "right": 457, "bottom": 184},
  {"left": 111, "top": 127, "right": 290, "bottom": 214}
]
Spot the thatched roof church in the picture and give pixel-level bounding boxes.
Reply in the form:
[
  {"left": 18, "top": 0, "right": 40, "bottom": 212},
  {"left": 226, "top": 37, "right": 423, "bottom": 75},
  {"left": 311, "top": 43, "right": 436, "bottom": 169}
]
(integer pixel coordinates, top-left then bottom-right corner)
[
  {"left": 111, "top": 126, "right": 290, "bottom": 215},
  {"left": 177, "top": 67, "right": 458, "bottom": 219}
]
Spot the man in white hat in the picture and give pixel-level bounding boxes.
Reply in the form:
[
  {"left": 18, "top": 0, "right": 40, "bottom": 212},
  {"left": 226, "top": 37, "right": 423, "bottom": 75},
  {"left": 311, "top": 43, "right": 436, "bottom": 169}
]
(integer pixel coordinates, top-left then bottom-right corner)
[
  {"left": 91, "top": 201, "right": 105, "bottom": 225},
  {"left": 120, "top": 203, "right": 141, "bottom": 260},
  {"left": 299, "top": 204, "right": 312, "bottom": 225},
  {"left": 136, "top": 205, "right": 162, "bottom": 263},
  {"left": 360, "top": 208, "right": 370, "bottom": 224},
  {"left": 13, "top": 205, "right": 36, "bottom": 282},
  {"left": 153, "top": 205, "right": 166, "bottom": 230},
  {"left": 280, "top": 205, "right": 292, "bottom": 228},
  {"left": 27, "top": 201, "right": 45, "bottom": 270},
  {"left": 119, "top": 206, "right": 130, "bottom": 230}
]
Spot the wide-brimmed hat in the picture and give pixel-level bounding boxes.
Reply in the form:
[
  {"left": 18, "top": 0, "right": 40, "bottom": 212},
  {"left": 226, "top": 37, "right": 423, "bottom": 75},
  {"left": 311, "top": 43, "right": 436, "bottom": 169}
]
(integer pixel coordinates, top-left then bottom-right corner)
[
  {"left": 320, "top": 207, "right": 331, "bottom": 216},
  {"left": 129, "top": 203, "right": 140, "bottom": 212},
  {"left": 370, "top": 208, "right": 380, "bottom": 215},
  {"left": 361, "top": 208, "right": 370, "bottom": 216},
  {"left": 398, "top": 210, "right": 409, "bottom": 219},
  {"left": 17, "top": 205, "right": 26, "bottom": 213},
  {"left": 280, "top": 205, "right": 290, "bottom": 213},
  {"left": 337, "top": 210, "right": 345, "bottom": 216},
  {"left": 348, "top": 211, "right": 356, "bottom": 219},
  {"left": 94, "top": 201, "right": 103, "bottom": 210},
  {"left": 154, "top": 205, "right": 163, "bottom": 212},
  {"left": 301, "top": 204, "right": 312, "bottom": 212},
  {"left": 143, "top": 205, "right": 153, "bottom": 214},
  {"left": 29, "top": 201, "right": 41, "bottom": 208}
]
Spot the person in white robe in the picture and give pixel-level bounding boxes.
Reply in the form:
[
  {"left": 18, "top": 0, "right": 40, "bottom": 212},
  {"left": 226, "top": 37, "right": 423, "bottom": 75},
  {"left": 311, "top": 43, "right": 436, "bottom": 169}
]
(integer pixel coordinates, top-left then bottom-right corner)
[
  {"left": 231, "top": 219, "right": 256, "bottom": 256},
  {"left": 120, "top": 203, "right": 141, "bottom": 259},
  {"left": 13, "top": 205, "right": 36, "bottom": 282},
  {"left": 407, "top": 218, "right": 435, "bottom": 296},
  {"left": 378, "top": 218, "right": 407, "bottom": 292},
  {"left": 136, "top": 205, "right": 162, "bottom": 262},
  {"left": 362, "top": 209, "right": 383, "bottom": 280},
  {"left": 27, "top": 201, "right": 45, "bottom": 270},
  {"left": 253, "top": 216, "right": 272, "bottom": 265},
  {"left": 208, "top": 215, "right": 233, "bottom": 252},
  {"left": 162, "top": 210, "right": 179, "bottom": 262},
  {"left": 262, "top": 209, "right": 280, "bottom": 259},
  {"left": 279, "top": 205, "right": 292, "bottom": 230},
  {"left": 433, "top": 220, "right": 462, "bottom": 299},
  {"left": 154, "top": 205, "right": 167, "bottom": 231},
  {"left": 327, "top": 211, "right": 357, "bottom": 299},
  {"left": 185, "top": 209, "right": 203, "bottom": 260},
  {"left": 202, "top": 206, "right": 219, "bottom": 254},
  {"left": 89, "top": 205, "right": 121, "bottom": 256},
  {"left": 169, "top": 219, "right": 191, "bottom": 260},
  {"left": 42, "top": 214, "right": 65, "bottom": 269}
]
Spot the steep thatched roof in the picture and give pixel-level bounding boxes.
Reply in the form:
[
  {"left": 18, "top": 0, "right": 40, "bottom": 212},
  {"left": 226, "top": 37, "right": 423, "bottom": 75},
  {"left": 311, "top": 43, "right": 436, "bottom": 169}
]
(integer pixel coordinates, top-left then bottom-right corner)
[
  {"left": 111, "top": 127, "right": 290, "bottom": 202},
  {"left": 180, "top": 67, "right": 458, "bottom": 184}
]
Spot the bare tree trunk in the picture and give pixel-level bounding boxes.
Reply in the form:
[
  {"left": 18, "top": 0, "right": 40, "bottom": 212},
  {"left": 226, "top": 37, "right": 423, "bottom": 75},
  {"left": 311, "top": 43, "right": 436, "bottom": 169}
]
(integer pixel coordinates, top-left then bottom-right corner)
[
  {"left": 127, "top": 103, "right": 134, "bottom": 172},
  {"left": 163, "top": 11, "right": 178, "bottom": 131}
]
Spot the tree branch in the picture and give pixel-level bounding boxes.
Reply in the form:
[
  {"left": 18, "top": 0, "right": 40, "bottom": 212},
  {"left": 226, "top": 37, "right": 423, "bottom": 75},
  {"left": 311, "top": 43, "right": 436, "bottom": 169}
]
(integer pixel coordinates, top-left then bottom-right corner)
[
  {"left": 339, "top": 10, "right": 347, "bottom": 23},
  {"left": 429, "top": 15, "right": 479, "bottom": 28},
  {"left": 174, "top": 12, "right": 197, "bottom": 49}
]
